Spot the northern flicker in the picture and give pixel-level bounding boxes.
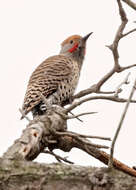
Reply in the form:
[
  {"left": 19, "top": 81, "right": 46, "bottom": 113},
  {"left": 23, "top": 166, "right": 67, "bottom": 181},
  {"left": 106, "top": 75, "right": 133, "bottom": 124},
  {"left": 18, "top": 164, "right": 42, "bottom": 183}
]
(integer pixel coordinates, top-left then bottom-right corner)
[{"left": 21, "top": 32, "right": 92, "bottom": 119}]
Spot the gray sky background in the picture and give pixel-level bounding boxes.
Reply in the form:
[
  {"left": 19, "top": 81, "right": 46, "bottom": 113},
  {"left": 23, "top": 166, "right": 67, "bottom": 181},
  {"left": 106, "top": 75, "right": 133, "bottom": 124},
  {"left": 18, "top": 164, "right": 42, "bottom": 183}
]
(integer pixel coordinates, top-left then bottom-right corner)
[{"left": 0, "top": 0, "right": 136, "bottom": 167}]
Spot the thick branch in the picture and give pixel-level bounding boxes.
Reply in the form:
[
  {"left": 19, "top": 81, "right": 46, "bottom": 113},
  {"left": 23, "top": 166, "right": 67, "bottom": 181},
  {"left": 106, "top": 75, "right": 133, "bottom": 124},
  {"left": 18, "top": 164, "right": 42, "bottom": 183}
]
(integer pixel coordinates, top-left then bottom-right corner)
[
  {"left": 0, "top": 160, "right": 136, "bottom": 190},
  {"left": 3, "top": 106, "right": 136, "bottom": 177}
]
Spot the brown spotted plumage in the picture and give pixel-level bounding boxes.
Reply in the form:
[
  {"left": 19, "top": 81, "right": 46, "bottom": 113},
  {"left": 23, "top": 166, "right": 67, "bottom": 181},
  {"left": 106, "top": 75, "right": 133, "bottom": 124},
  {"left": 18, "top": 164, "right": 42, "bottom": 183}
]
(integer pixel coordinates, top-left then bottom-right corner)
[{"left": 21, "top": 33, "right": 92, "bottom": 118}]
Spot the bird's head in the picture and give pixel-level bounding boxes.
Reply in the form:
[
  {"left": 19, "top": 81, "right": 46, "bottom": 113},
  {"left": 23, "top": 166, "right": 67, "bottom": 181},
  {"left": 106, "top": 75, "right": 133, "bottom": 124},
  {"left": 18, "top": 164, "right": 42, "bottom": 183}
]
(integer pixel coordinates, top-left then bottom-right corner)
[{"left": 60, "top": 32, "right": 93, "bottom": 59}]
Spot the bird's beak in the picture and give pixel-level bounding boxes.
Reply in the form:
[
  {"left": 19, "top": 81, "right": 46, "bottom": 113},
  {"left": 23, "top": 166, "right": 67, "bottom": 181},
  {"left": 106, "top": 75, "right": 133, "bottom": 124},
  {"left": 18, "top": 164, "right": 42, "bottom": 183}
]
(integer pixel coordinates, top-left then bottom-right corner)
[{"left": 82, "top": 32, "right": 93, "bottom": 42}]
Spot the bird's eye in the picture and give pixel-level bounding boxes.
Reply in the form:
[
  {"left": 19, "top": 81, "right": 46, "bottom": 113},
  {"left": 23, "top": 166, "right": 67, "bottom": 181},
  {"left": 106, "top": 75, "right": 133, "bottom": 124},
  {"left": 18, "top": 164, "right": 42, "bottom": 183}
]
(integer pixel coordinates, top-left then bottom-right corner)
[{"left": 70, "top": 40, "right": 73, "bottom": 44}]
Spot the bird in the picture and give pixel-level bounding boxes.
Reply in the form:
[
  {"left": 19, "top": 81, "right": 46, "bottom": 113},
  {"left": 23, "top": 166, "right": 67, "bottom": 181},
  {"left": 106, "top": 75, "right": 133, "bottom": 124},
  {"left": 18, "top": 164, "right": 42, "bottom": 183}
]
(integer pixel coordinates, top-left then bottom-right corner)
[{"left": 21, "top": 32, "right": 92, "bottom": 119}]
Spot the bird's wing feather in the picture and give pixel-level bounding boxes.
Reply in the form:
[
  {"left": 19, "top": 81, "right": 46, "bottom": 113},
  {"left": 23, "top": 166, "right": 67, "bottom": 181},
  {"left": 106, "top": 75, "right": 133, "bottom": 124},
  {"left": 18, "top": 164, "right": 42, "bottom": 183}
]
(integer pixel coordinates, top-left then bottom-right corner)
[{"left": 22, "top": 55, "right": 72, "bottom": 115}]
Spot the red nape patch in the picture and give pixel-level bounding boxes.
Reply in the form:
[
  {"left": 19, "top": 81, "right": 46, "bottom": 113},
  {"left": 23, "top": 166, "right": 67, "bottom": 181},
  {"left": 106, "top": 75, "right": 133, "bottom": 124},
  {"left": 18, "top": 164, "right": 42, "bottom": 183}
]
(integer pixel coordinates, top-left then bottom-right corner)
[{"left": 68, "top": 43, "right": 78, "bottom": 53}]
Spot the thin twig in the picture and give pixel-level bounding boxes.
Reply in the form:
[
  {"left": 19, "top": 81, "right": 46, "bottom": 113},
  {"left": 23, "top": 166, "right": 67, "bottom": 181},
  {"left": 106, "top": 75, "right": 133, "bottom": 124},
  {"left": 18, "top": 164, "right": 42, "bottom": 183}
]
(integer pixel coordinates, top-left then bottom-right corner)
[
  {"left": 67, "top": 112, "right": 97, "bottom": 119},
  {"left": 121, "top": 64, "right": 136, "bottom": 70},
  {"left": 66, "top": 95, "right": 136, "bottom": 113},
  {"left": 95, "top": 68, "right": 115, "bottom": 90},
  {"left": 108, "top": 78, "right": 136, "bottom": 168},
  {"left": 97, "top": 91, "right": 115, "bottom": 94},
  {"left": 19, "top": 108, "right": 31, "bottom": 122},
  {"left": 122, "top": 28, "right": 136, "bottom": 37},
  {"left": 43, "top": 150, "right": 74, "bottom": 164},
  {"left": 114, "top": 72, "right": 130, "bottom": 97},
  {"left": 57, "top": 131, "right": 111, "bottom": 141},
  {"left": 73, "top": 62, "right": 136, "bottom": 100},
  {"left": 73, "top": 69, "right": 115, "bottom": 99},
  {"left": 122, "top": 0, "right": 136, "bottom": 10},
  {"left": 69, "top": 111, "right": 83, "bottom": 122}
]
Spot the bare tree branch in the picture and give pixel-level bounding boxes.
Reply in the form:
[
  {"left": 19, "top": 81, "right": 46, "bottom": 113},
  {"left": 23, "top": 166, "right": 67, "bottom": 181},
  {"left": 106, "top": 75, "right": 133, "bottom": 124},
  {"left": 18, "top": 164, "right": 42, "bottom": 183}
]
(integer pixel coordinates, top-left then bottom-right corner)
[
  {"left": 3, "top": 107, "right": 136, "bottom": 177},
  {"left": 108, "top": 78, "right": 136, "bottom": 168},
  {"left": 55, "top": 131, "right": 109, "bottom": 149},
  {"left": 107, "top": 0, "right": 127, "bottom": 71},
  {"left": 43, "top": 150, "right": 74, "bottom": 164},
  {"left": 114, "top": 72, "right": 130, "bottom": 97},
  {"left": 19, "top": 108, "right": 31, "bottom": 122},
  {"left": 122, "top": 28, "right": 136, "bottom": 38},
  {"left": 67, "top": 112, "right": 97, "bottom": 119},
  {"left": 122, "top": 0, "right": 136, "bottom": 10},
  {"left": 66, "top": 95, "right": 136, "bottom": 113},
  {"left": 73, "top": 0, "right": 136, "bottom": 101},
  {"left": 60, "top": 131, "right": 111, "bottom": 141}
]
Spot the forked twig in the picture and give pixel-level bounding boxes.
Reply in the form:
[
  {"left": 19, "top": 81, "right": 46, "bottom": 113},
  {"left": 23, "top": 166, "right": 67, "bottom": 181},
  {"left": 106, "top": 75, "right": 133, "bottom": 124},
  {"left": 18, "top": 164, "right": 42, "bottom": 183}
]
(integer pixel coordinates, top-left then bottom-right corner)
[
  {"left": 114, "top": 72, "right": 130, "bottom": 97},
  {"left": 19, "top": 108, "right": 31, "bottom": 122},
  {"left": 69, "top": 111, "right": 83, "bottom": 122},
  {"left": 43, "top": 150, "right": 74, "bottom": 164},
  {"left": 67, "top": 112, "right": 97, "bottom": 119}
]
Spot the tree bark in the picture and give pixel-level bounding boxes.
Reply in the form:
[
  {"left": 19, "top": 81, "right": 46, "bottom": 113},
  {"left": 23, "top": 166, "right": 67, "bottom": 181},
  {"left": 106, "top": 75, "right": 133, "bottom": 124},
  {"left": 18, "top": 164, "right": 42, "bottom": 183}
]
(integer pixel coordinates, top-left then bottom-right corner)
[{"left": 0, "top": 158, "right": 136, "bottom": 190}]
